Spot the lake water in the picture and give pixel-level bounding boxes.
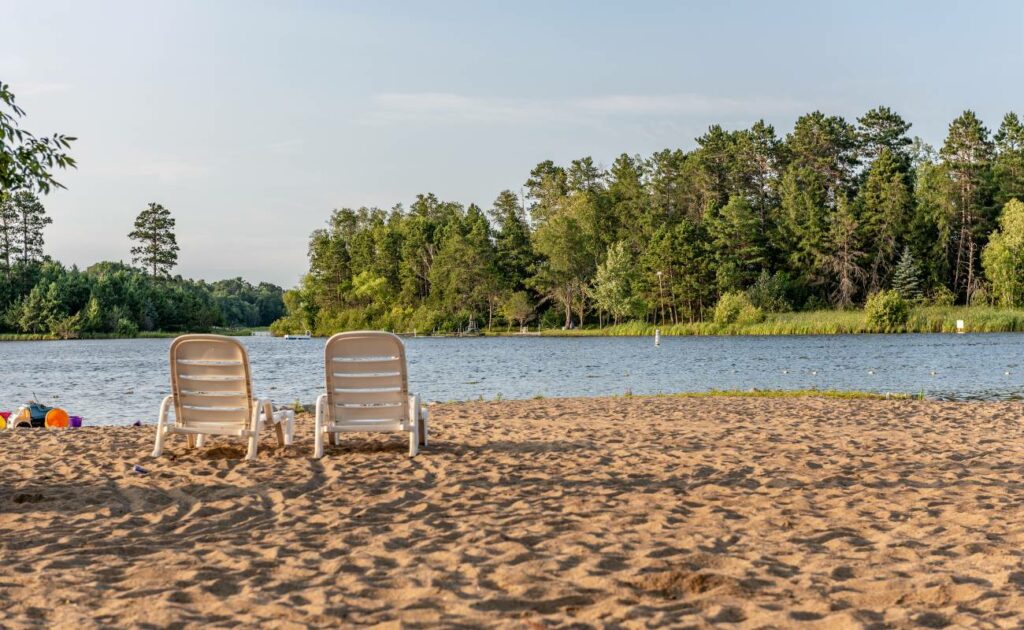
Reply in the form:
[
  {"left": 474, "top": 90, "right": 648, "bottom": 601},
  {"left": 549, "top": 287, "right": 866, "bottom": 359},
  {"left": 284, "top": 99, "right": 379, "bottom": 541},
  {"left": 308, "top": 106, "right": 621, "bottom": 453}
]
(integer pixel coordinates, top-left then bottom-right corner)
[{"left": 1, "top": 333, "right": 1023, "bottom": 425}]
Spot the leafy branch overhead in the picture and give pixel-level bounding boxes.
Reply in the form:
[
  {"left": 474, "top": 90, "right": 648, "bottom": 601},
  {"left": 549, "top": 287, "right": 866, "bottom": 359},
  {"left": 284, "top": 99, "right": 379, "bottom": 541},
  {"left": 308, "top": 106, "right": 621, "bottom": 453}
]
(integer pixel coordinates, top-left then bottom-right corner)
[{"left": 0, "top": 81, "right": 77, "bottom": 194}]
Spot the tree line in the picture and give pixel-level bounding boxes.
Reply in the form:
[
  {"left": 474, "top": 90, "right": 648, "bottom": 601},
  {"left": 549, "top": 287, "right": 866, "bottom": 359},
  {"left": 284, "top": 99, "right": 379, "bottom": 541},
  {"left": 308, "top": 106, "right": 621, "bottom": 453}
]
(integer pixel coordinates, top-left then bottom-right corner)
[
  {"left": 274, "top": 107, "right": 1024, "bottom": 334},
  {"left": 0, "top": 81, "right": 287, "bottom": 339},
  {"left": 0, "top": 192, "right": 285, "bottom": 337}
]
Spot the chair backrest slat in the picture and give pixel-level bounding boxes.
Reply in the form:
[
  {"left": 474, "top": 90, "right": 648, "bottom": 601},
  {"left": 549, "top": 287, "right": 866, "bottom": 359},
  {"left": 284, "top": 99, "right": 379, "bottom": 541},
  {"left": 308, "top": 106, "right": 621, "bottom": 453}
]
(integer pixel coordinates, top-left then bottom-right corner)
[
  {"left": 170, "top": 335, "right": 254, "bottom": 430},
  {"left": 325, "top": 332, "right": 409, "bottom": 426}
]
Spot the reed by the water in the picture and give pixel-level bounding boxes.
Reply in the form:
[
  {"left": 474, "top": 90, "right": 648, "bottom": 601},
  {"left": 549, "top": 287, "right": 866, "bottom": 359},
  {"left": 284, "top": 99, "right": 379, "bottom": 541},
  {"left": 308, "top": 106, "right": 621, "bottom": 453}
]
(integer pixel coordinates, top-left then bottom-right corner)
[{"left": 535, "top": 306, "right": 1024, "bottom": 337}]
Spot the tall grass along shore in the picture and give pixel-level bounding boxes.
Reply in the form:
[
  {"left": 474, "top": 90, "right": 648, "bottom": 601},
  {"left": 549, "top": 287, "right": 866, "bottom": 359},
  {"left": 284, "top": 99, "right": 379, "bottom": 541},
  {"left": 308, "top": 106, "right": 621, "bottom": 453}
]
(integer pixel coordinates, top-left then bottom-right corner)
[{"left": 532, "top": 306, "right": 1024, "bottom": 337}]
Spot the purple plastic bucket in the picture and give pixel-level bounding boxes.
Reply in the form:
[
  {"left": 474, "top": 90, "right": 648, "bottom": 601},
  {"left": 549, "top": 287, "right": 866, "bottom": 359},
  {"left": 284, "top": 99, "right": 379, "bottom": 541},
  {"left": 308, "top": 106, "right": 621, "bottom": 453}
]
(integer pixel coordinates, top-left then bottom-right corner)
[{"left": 69, "top": 415, "right": 82, "bottom": 428}]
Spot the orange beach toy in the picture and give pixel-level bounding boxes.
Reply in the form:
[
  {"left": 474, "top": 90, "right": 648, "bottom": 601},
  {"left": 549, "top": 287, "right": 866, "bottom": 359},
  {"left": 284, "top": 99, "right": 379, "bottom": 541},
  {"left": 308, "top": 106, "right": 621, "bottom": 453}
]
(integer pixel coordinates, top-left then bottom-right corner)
[{"left": 45, "top": 408, "right": 70, "bottom": 429}]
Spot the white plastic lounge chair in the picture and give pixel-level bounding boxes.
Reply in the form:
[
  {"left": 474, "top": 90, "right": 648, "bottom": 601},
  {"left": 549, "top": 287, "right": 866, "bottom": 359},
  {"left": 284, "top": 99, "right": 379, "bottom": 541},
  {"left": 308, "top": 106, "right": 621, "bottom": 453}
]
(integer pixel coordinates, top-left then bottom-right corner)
[
  {"left": 151, "top": 334, "right": 295, "bottom": 460},
  {"left": 314, "top": 331, "right": 428, "bottom": 458}
]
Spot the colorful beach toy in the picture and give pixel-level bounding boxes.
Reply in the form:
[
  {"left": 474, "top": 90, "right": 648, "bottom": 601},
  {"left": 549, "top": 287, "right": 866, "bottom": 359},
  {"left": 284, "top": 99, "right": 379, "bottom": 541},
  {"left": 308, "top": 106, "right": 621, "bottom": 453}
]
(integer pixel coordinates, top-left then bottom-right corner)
[{"left": 44, "top": 408, "right": 70, "bottom": 429}]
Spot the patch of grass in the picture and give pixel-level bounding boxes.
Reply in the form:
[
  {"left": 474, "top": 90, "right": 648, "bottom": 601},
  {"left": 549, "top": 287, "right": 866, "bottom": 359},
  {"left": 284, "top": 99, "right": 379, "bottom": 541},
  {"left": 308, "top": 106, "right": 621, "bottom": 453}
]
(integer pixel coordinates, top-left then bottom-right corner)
[{"left": 531, "top": 306, "right": 1024, "bottom": 337}]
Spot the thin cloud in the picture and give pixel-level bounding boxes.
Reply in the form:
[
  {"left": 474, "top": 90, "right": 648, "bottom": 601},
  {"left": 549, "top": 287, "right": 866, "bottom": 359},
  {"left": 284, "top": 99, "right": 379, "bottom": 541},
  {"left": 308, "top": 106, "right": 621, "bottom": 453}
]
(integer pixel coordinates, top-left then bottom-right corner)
[{"left": 362, "top": 91, "right": 811, "bottom": 127}]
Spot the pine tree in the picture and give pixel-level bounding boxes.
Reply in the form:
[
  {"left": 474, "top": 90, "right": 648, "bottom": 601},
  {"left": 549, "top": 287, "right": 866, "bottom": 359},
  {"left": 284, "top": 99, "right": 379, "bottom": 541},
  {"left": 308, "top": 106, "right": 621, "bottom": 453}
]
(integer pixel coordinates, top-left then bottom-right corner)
[
  {"left": 0, "top": 191, "right": 19, "bottom": 273},
  {"left": 489, "top": 190, "right": 534, "bottom": 290},
  {"left": 940, "top": 110, "right": 995, "bottom": 301},
  {"left": 129, "top": 202, "right": 179, "bottom": 277},
  {"left": 856, "top": 106, "right": 913, "bottom": 166},
  {"left": 891, "top": 247, "right": 923, "bottom": 302},
  {"left": 856, "top": 148, "right": 913, "bottom": 292},
  {"left": 707, "top": 195, "right": 769, "bottom": 293},
  {"left": 994, "top": 112, "right": 1024, "bottom": 206},
  {"left": 10, "top": 190, "right": 50, "bottom": 264}
]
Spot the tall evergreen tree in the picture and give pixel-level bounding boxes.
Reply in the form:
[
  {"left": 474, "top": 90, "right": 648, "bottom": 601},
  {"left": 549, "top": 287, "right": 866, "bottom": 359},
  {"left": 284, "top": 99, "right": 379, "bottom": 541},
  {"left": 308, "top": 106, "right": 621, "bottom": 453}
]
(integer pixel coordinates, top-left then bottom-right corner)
[
  {"left": 993, "top": 112, "right": 1024, "bottom": 206},
  {"left": 777, "top": 165, "right": 829, "bottom": 289},
  {"left": 128, "top": 202, "right": 180, "bottom": 277},
  {"left": 731, "top": 120, "right": 782, "bottom": 230},
  {"left": 606, "top": 153, "right": 649, "bottom": 243},
  {"left": 9, "top": 190, "right": 50, "bottom": 264},
  {"left": 940, "top": 110, "right": 995, "bottom": 301},
  {"left": 822, "top": 196, "right": 866, "bottom": 308},
  {"left": 0, "top": 191, "right": 19, "bottom": 273},
  {"left": 644, "top": 148, "right": 688, "bottom": 228},
  {"left": 856, "top": 148, "right": 913, "bottom": 292},
  {"left": 856, "top": 106, "right": 913, "bottom": 166},
  {"left": 490, "top": 190, "right": 534, "bottom": 290},
  {"left": 786, "top": 111, "right": 859, "bottom": 201},
  {"left": 707, "top": 195, "right": 769, "bottom": 293}
]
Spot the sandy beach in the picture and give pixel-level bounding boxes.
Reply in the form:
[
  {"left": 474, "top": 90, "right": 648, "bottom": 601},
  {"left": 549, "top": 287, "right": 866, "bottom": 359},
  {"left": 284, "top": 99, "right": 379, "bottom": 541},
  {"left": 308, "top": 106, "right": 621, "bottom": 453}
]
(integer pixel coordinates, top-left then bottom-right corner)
[{"left": 2, "top": 395, "right": 1024, "bottom": 628}]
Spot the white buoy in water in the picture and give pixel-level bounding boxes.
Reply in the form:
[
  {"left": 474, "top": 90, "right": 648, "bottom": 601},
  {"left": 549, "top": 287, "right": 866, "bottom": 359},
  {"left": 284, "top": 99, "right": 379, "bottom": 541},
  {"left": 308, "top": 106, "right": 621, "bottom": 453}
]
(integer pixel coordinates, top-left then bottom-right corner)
[
  {"left": 654, "top": 329, "right": 661, "bottom": 346},
  {"left": 956, "top": 319, "right": 965, "bottom": 334}
]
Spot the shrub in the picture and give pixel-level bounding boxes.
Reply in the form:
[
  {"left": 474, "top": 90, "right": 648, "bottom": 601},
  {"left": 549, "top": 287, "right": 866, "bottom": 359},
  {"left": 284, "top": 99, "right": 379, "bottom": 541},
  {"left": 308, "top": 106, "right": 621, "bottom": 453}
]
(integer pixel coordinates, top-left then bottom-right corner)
[
  {"left": 864, "top": 290, "right": 909, "bottom": 332},
  {"left": 930, "top": 285, "right": 956, "bottom": 306},
  {"left": 714, "top": 292, "right": 763, "bottom": 325},
  {"left": 746, "top": 271, "right": 791, "bottom": 312},
  {"left": 116, "top": 317, "right": 139, "bottom": 337}
]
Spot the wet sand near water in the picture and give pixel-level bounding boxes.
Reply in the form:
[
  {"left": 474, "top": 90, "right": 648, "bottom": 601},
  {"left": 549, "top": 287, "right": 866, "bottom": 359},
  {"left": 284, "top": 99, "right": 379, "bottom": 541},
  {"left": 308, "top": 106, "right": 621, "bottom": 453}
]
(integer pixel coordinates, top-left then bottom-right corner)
[{"left": 2, "top": 396, "right": 1024, "bottom": 628}]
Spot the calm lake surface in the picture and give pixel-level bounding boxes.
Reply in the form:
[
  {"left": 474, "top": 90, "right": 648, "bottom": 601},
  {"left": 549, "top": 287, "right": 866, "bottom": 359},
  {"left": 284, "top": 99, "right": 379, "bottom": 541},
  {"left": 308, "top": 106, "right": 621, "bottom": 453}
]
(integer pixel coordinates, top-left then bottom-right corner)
[{"left": 2, "top": 334, "right": 1023, "bottom": 425}]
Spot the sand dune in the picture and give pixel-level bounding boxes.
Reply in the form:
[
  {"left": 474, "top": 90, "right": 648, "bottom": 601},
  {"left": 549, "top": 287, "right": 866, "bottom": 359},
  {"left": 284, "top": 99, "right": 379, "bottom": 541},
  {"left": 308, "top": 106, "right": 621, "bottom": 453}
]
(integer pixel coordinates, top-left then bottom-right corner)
[{"left": 2, "top": 396, "right": 1024, "bottom": 627}]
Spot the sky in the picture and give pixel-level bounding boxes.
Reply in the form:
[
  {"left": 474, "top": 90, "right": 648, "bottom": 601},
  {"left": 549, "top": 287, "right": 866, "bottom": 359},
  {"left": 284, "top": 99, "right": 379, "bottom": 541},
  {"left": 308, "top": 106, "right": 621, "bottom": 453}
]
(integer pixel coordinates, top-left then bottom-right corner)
[{"left": 3, "top": 0, "right": 1023, "bottom": 288}]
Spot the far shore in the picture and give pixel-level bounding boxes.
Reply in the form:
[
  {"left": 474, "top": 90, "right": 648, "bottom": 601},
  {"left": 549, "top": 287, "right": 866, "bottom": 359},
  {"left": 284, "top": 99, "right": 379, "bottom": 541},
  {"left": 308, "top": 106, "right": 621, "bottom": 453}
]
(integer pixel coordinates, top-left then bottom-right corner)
[{"left": 5, "top": 305, "right": 1024, "bottom": 341}]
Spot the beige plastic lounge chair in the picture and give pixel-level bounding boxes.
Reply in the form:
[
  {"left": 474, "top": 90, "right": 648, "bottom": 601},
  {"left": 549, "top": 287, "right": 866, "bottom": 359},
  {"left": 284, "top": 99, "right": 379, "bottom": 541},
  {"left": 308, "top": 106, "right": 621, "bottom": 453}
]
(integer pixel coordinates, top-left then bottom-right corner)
[
  {"left": 151, "top": 334, "right": 295, "bottom": 460},
  {"left": 314, "top": 331, "right": 428, "bottom": 458}
]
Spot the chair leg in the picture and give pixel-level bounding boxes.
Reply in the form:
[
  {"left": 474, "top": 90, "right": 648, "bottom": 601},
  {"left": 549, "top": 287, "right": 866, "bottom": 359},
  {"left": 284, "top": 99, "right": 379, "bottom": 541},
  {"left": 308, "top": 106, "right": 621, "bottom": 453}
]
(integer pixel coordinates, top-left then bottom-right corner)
[
  {"left": 152, "top": 395, "right": 173, "bottom": 457},
  {"left": 151, "top": 426, "right": 167, "bottom": 457},
  {"left": 187, "top": 434, "right": 196, "bottom": 449},
  {"left": 245, "top": 432, "right": 259, "bottom": 460},
  {"left": 409, "top": 423, "right": 419, "bottom": 457},
  {"left": 283, "top": 412, "right": 295, "bottom": 446},
  {"left": 274, "top": 419, "right": 285, "bottom": 447},
  {"left": 314, "top": 407, "right": 325, "bottom": 459},
  {"left": 195, "top": 434, "right": 205, "bottom": 448},
  {"left": 419, "top": 407, "right": 429, "bottom": 447}
]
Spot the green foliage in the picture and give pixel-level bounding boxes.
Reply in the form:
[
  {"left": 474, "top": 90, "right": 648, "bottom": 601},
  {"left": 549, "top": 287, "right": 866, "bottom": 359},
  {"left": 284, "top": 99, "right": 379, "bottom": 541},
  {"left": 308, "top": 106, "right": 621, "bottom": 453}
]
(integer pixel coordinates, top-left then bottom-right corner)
[
  {"left": 892, "top": 250, "right": 923, "bottom": 302},
  {"left": 746, "top": 271, "right": 791, "bottom": 312},
  {"left": 499, "top": 291, "right": 534, "bottom": 331},
  {"left": 864, "top": 290, "right": 910, "bottom": 331},
  {"left": 930, "top": 285, "right": 956, "bottom": 307},
  {"left": 993, "top": 112, "right": 1024, "bottom": 206},
  {"left": 713, "top": 292, "right": 763, "bottom": 325},
  {"left": 274, "top": 107, "right": 1024, "bottom": 335},
  {"left": 981, "top": 199, "right": 1024, "bottom": 306},
  {"left": 891, "top": 247, "right": 923, "bottom": 302},
  {"left": 129, "top": 203, "right": 179, "bottom": 277},
  {"left": 589, "top": 241, "right": 644, "bottom": 324},
  {"left": 0, "top": 81, "right": 76, "bottom": 194},
  {"left": 0, "top": 260, "right": 285, "bottom": 337}
]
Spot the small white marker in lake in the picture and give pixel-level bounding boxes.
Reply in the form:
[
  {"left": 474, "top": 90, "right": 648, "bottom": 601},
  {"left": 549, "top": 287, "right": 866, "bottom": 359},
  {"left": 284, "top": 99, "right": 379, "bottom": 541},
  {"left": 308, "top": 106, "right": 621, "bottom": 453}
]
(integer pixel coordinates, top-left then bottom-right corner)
[
  {"left": 654, "top": 329, "right": 660, "bottom": 346},
  {"left": 956, "top": 319, "right": 965, "bottom": 334}
]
